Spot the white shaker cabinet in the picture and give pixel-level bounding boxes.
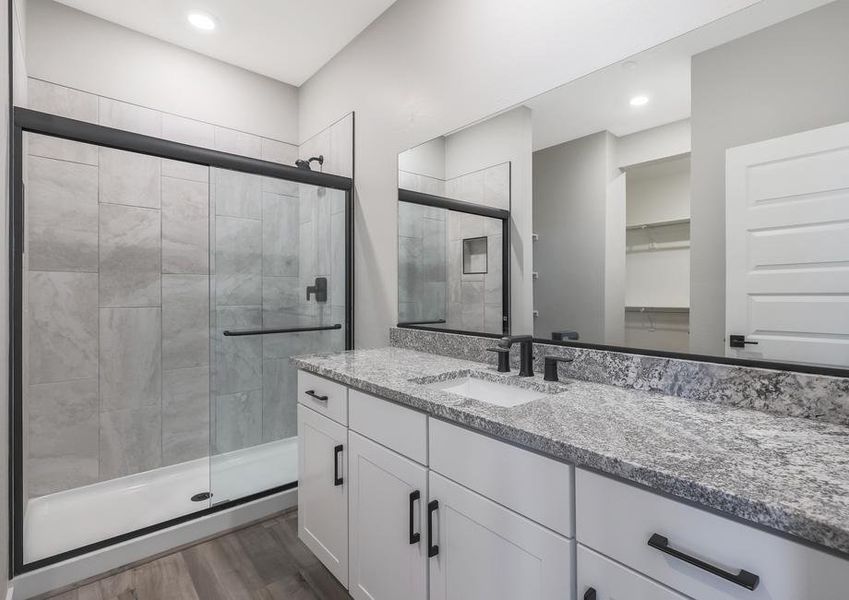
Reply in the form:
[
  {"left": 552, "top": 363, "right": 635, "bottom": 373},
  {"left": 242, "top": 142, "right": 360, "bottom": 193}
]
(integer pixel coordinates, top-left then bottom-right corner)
[
  {"left": 348, "top": 431, "right": 428, "bottom": 600},
  {"left": 297, "top": 404, "right": 349, "bottom": 587},
  {"left": 427, "top": 471, "right": 574, "bottom": 600}
]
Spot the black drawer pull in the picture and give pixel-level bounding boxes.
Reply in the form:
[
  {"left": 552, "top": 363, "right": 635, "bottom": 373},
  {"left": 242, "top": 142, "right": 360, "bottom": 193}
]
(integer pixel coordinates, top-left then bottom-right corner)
[
  {"left": 583, "top": 588, "right": 596, "bottom": 600},
  {"left": 333, "top": 444, "right": 343, "bottom": 486},
  {"left": 305, "top": 390, "right": 328, "bottom": 402},
  {"left": 648, "top": 533, "right": 759, "bottom": 591},
  {"left": 427, "top": 500, "right": 439, "bottom": 557},
  {"left": 409, "top": 491, "right": 421, "bottom": 544}
]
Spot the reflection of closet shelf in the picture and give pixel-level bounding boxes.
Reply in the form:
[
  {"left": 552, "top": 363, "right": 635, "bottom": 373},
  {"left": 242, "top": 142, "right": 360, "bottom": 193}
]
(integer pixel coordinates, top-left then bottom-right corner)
[
  {"left": 625, "top": 306, "right": 690, "bottom": 314},
  {"left": 626, "top": 217, "right": 690, "bottom": 231}
]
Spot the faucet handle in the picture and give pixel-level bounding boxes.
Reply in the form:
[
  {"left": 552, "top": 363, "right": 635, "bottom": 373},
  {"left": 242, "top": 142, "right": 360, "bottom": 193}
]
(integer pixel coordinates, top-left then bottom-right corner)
[
  {"left": 543, "top": 355, "right": 574, "bottom": 382},
  {"left": 486, "top": 347, "right": 511, "bottom": 373}
]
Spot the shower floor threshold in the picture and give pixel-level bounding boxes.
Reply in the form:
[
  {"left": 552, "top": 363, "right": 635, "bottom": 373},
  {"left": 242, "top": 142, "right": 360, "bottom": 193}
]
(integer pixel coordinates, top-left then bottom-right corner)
[{"left": 23, "top": 437, "right": 298, "bottom": 564}]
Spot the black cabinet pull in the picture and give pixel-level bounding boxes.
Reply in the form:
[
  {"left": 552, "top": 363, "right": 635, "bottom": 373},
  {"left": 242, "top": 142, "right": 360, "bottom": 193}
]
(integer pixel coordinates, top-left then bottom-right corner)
[
  {"left": 333, "top": 444, "right": 343, "bottom": 486},
  {"left": 729, "top": 334, "right": 759, "bottom": 348},
  {"left": 427, "top": 500, "right": 439, "bottom": 557},
  {"left": 583, "top": 588, "right": 596, "bottom": 600},
  {"left": 647, "top": 533, "right": 759, "bottom": 590},
  {"left": 305, "top": 390, "right": 328, "bottom": 402},
  {"left": 409, "top": 491, "right": 421, "bottom": 544}
]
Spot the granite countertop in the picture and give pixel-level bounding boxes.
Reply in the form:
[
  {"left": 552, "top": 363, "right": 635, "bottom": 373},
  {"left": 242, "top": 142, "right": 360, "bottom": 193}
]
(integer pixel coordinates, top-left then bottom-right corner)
[{"left": 292, "top": 347, "right": 849, "bottom": 557}]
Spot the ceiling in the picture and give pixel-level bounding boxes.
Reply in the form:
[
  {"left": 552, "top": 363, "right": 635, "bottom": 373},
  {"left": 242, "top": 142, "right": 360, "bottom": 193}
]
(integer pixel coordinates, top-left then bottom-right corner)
[
  {"left": 522, "top": 0, "right": 835, "bottom": 151},
  {"left": 54, "top": 0, "right": 398, "bottom": 86}
]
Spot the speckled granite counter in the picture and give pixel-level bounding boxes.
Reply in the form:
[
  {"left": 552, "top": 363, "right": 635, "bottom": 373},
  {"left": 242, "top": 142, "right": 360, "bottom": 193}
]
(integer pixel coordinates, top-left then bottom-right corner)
[{"left": 292, "top": 347, "right": 849, "bottom": 557}]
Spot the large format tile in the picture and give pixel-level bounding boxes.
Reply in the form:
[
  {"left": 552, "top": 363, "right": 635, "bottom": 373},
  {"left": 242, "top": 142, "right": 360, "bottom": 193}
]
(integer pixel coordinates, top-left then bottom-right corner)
[
  {"left": 483, "top": 162, "right": 511, "bottom": 210},
  {"left": 215, "top": 216, "right": 261, "bottom": 306},
  {"left": 27, "top": 156, "right": 99, "bottom": 272},
  {"left": 398, "top": 236, "right": 423, "bottom": 304},
  {"left": 260, "top": 138, "right": 298, "bottom": 166},
  {"left": 99, "top": 204, "right": 161, "bottom": 307},
  {"left": 163, "top": 177, "right": 209, "bottom": 274},
  {"left": 99, "top": 97, "right": 162, "bottom": 136},
  {"left": 214, "top": 127, "right": 262, "bottom": 159},
  {"left": 99, "top": 147, "right": 162, "bottom": 209},
  {"left": 213, "top": 306, "right": 262, "bottom": 395},
  {"left": 100, "top": 307, "right": 162, "bottom": 411},
  {"left": 163, "top": 275, "right": 210, "bottom": 371},
  {"left": 262, "top": 359, "right": 297, "bottom": 442},
  {"left": 163, "top": 367, "right": 210, "bottom": 466},
  {"left": 27, "top": 80, "right": 99, "bottom": 164},
  {"left": 461, "top": 281, "right": 484, "bottom": 331},
  {"left": 261, "top": 193, "right": 299, "bottom": 277},
  {"left": 330, "top": 211, "right": 346, "bottom": 308},
  {"left": 213, "top": 169, "right": 262, "bottom": 219},
  {"left": 100, "top": 406, "right": 162, "bottom": 480},
  {"left": 162, "top": 113, "right": 215, "bottom": 148},
  {"left": 215, "top": 390, "right": 262, "bottom": 454},
  {"left": 27, "top": 271, "right": 98, "bottom": 385},
  {"left": 27, "top": 378, "right": 99, "bottom": 497}
]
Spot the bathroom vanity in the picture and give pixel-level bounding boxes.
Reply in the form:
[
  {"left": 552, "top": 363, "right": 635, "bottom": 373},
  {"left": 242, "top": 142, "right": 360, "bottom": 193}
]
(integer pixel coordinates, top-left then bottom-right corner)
[{"left": 293, "top": 346, "right": 849, "bottom": 600}]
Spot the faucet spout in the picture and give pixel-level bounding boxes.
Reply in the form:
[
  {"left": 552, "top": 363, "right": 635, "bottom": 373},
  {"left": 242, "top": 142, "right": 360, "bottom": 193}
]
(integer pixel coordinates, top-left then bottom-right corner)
[{"left": 499, "top": 335, "right": 534, "bottom": 377}]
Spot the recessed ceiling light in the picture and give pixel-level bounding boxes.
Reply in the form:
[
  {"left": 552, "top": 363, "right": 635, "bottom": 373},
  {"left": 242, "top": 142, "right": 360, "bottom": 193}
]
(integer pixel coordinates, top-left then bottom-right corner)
[
  {"left": 629, "top": 95, "right": 650, "bottom": 107},
  {"left": 187, "top": 12, "right": 216, "bottom": 31}
]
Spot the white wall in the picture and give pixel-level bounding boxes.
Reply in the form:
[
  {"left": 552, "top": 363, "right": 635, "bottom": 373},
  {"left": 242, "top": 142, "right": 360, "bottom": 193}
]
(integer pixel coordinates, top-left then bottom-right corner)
[
  {"left": 298, "top": 0, "right": 761, "bottom": 347},
  {"left": 26, "top": 0, "right": 299, "bottom": 142},
  {"left": 616, "top": 119, "right": 690, "bottom": 169}
]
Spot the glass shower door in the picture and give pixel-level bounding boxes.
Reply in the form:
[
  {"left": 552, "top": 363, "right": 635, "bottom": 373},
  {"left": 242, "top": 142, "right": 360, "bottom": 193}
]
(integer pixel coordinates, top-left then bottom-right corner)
[{"left": 209, "top": 168, "right": 348, "bottom": 504}]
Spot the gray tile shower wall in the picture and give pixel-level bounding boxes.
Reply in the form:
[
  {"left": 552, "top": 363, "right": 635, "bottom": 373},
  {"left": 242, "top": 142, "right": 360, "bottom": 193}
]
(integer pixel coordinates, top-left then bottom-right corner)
[
  {"left": 22, "top": 78, "right": 354, "bottom": 498},
  {"left": 389, "top": 327, "right": 849, "bottom": 426}
]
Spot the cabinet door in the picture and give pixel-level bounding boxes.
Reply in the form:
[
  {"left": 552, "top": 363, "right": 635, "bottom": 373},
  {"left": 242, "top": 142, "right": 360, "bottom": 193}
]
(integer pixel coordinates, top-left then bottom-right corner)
[
  {"left": 577, "top": 544, "right": 688, "bottom": 600},
  {"left": 348, "top": 432, "right": 427, "bottom": 600},
  {"left": 428, "top": 472, "right": 574, "bottom": 600},
  {"left": 298, "top": 404, "right": 349, "bottom": 587}
]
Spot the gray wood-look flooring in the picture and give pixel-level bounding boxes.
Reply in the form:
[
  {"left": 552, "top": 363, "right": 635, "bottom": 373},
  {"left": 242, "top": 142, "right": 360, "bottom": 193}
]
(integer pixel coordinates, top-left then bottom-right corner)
[{"left": 45, "top": 510, "right": 352, "bottom": 600}]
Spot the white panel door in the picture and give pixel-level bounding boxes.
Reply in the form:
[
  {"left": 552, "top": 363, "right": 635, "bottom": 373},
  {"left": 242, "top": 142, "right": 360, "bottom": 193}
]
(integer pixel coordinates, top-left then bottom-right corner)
[
  {"left": 297, "top": 404, "right": 348, "bottom": 587},
  {"left": 726, "top": 121, "right": 849, "bottom": 366},
  {"left": 348, "top": 431, "right": 427, "bottom": 600},
  {"left": 428, "top": 472, "right": 574, "bottom": 600}
]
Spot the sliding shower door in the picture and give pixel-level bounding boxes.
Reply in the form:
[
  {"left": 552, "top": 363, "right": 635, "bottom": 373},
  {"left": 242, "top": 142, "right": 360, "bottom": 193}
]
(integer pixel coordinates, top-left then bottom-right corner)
[
  {"left": 13, "top": 107, "right": 353, "bottom": 573},
  {"left": 20, "top": 133, "right": 213, "bottom": 564},
  {"left": 208, "top": 169, "right": 348, "bottom": 505}
]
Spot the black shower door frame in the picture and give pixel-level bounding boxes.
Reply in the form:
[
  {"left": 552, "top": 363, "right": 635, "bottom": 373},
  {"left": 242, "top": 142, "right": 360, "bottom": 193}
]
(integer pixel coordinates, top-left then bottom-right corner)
[{"left": 7, "top": 107, "right": 355, "bottom": 575}]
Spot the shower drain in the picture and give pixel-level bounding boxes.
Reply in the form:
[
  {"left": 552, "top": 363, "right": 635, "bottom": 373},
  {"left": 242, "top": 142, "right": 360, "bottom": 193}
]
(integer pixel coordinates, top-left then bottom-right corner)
[{"left": 191, "top": 491, "right": 212, "bottom": 502}]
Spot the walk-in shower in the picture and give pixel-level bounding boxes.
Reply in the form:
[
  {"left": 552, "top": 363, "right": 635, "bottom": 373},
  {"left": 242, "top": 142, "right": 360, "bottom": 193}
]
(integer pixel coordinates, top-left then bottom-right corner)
[{"left": 10, "top": 108, "right": 353, "bottom": 573}]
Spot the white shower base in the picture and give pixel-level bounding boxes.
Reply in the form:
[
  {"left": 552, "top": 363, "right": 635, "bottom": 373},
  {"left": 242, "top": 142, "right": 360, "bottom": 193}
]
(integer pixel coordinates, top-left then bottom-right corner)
[{"left": 24, "top": 437, "right": 298, "bottom": 564}]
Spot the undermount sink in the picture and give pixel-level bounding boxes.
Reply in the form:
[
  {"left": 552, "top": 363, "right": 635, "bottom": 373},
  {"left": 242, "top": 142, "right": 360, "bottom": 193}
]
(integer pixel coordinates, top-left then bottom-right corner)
[{"left": 427, "top": 375, "right": 548, "bottom": 407}]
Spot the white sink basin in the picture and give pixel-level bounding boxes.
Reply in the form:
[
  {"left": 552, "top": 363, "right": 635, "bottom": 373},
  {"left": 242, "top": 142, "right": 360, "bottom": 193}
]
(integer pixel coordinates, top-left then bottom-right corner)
[{"left": 427, "top": 376, "right": 548, "bottom": 407}]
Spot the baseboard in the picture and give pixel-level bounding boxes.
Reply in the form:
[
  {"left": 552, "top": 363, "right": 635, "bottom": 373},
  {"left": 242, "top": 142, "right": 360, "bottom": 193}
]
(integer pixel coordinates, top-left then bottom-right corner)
[
  {"left": 12, "top": 488, "right": 297, "bottom": 599},
  {"left": 6, "top": 584, "right": 14, "bottom": 600}
]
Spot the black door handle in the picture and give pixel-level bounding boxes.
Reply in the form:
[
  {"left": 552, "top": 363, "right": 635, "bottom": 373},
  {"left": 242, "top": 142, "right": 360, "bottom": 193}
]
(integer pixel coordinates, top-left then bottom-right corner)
[
  {"left": 427, "top": 500, "right": 439, "bottom": 557},
  {"left": 333, "top": 444, "right": 343, "bottom": 486},
  {"left": 729, "top": 334, "right": 759, "bottom": 348},
  {"left": 305, "top": 390, "right": 328, "bottom": 402},
  {"left": 409, "top": 491, "right": 421, "bottom": 544},
  {"left": 648, "top": 533, "right": 759, "bottom": 590},
  {"left": 583, "top": 588, "right": 596, "bottom": 600}
]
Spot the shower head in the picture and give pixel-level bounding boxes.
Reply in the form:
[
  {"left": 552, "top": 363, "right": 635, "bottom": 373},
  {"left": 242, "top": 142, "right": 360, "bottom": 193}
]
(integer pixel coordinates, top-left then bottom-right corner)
[{"left": 295, "top": 155, "right": 325, "bottom": 171}]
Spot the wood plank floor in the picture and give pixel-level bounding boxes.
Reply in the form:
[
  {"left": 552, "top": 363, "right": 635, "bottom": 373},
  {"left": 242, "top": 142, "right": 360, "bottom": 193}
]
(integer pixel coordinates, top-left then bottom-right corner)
[{"left": 45, "top": 510, "right": 352, "bottom": 600}]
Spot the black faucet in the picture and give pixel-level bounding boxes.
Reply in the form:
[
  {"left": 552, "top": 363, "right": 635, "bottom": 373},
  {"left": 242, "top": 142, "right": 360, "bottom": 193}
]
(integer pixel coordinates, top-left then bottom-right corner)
[
  {"left": 543, "top": 355, "right": 574, "bottom": 382},
  {"left": 499, "top": 335, "right": 534, "bottom": 377},
  {"left": 485, "top": 346, "right": 511, "bottom": 372}
]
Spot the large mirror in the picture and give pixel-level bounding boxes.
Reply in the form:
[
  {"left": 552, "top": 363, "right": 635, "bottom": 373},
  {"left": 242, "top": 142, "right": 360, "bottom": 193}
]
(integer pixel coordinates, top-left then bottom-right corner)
[{"left": 397, "top": 0, "right": 849, "bottom": 371}]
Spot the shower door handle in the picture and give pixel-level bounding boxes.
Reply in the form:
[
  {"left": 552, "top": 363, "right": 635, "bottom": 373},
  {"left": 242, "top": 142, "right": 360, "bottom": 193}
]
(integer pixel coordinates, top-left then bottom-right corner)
[{"left": 333, "top": 444, "right": 344, "bottom": 486}]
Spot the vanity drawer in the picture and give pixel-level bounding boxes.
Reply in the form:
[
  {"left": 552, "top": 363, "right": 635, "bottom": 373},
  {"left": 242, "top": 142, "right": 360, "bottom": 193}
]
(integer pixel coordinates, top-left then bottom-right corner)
[
  {"left": 577, "top": 544, "right": 688, "bottom": 600},
  {"left": 429, "top": 418, "right": 573, "bottom": 537},
  {"left": 297, "top": 370, "right": 348, "bottom": 425},
  {"left": 348, "top": 389, "right": 428, "bottom": 464},
  {"left": 576, "top": 468, "right": 849, "bottom": 600}
]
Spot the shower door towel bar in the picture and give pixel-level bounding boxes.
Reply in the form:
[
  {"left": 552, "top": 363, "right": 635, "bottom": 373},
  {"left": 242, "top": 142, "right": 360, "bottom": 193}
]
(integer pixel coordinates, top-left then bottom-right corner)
[{"left": 222, "top": 323, "right": 343, "bottom": 337}]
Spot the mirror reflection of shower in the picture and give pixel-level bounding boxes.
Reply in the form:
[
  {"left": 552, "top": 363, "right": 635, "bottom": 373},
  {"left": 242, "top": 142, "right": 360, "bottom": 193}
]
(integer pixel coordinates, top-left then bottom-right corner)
[{"left": 296, "top": 155, "right": 324, "bottom": 171}]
